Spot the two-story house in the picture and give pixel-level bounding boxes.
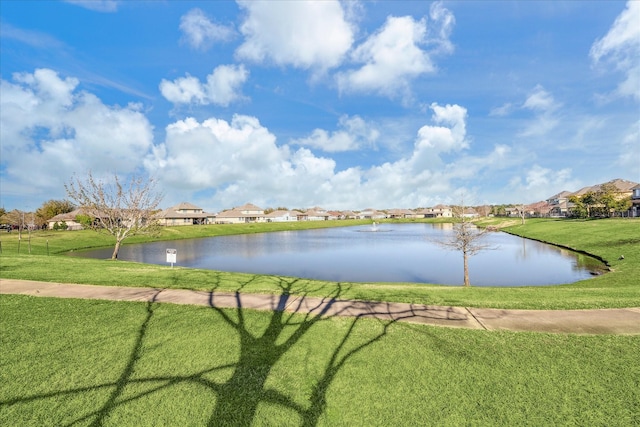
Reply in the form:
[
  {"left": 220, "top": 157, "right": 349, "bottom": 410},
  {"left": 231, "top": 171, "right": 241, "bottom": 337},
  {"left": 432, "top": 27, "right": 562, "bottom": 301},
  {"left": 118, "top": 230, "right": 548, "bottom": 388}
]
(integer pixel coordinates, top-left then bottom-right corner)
[{"left": 156, "top": 202, "right": 212, "bottom": 226}]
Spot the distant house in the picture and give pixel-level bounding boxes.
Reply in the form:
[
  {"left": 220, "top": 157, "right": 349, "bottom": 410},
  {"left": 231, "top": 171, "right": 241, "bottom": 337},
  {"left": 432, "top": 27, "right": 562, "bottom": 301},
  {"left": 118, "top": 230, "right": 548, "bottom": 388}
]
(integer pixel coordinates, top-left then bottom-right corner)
[
  {"left": 215, "top": 203, "right": 266, "bottom": 224},
  {"left": 265, "top": 210, "right": 298, "bottom": 222},
  {"left": 412, "top": 208, "right": 431, "bottom": 219},
  {"left": 546, "top": 191, "right": 573, "bottom": 217},
  {"left": 547, "top": 179, "right": 638, "bottom": 217},
  {"left": 341, "top": 210, "right": 357, "bottom": 219},
  {"left": 387, "top": 209, "right": 413, "bottom": 219},
  {"left": 423, "top": 205, "right": 452, "bottom": 218},
  {"left": 358, "top": 208, "right": 386, "bottom": 220},
  {"left": 47, "top": 208, "right": 87, "bottom": 230},
  {"left": 527, "top": 201, "right": 553, "bottom": 217},
  {"left": 631, "top": 184, "right": 640, "bottom": 217},
  {"left": 462, "top": 207, "right": 479, "bottom": 218},
  {"left": 304, "top": 207, "right": 330, "bottom": 221},
  {"left": 571, "top": 179, "right": 637, "bottom": 199},
  {"left": 327, "top": 211, "right": 343, "bottom": 220},
  {"left": 155, "top": 202, "right": 212, "bottom": 226}
]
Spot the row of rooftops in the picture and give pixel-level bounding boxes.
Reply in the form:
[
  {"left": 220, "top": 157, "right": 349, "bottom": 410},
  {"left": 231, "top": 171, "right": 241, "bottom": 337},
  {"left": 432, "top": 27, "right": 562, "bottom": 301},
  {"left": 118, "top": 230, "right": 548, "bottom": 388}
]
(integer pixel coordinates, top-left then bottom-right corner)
[
  {"left": 157, "top": 203, "right": 460, "bottom": 222},
  {"left": 47, "top": 178, "right": 639, "bottom": 226}
]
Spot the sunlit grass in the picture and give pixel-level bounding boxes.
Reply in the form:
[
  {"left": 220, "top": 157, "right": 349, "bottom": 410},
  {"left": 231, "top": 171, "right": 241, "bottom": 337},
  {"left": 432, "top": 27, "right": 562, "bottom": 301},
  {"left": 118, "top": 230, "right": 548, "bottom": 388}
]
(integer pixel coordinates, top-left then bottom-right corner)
[
  {"left": 1, "top": 218, "right": 639, "bottom": 309},
  {"left": 1, "top": 295, "right": 638, "bottom": 426}
]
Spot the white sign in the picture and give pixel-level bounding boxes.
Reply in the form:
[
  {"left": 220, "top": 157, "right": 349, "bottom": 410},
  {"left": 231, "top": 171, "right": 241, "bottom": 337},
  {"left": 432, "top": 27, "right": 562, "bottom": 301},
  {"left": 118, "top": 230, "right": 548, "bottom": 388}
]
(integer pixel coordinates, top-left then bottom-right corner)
[{"left": 166, "top": 248, "right": 177, "bottom": 265}]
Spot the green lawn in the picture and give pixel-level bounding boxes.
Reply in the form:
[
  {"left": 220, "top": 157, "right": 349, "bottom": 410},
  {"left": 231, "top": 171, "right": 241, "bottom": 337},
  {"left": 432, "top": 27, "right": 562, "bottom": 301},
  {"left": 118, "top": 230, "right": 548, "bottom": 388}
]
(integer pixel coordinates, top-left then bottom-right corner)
[
  {"left": 1, "top": 218, "right": 639, "bottom": 309},
  {"left": 1, "top": 218, "right": 639, "bottom": 426},
  {"left": 1, "top": 295, "right": 638, "bottom": 426}
]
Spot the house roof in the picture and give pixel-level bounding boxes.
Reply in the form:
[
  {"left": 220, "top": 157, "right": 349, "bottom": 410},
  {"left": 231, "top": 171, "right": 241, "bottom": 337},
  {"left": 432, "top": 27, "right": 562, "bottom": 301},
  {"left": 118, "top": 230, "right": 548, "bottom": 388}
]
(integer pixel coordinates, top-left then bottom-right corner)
[
  {"left": 265, "top": 210, "right": 294, "bottom": 218},
  {"left": 172, "top": 202, "right": 202, "bottom": 211},
  {"left": 236, "top": 203, "right": 263, "bottom": 211},
  {"left": 155, "top": 208, "right": 209, "bottom": 219},
  {"left": 547, "top": 190, "right": 571, "bottom": 200},
  {"left": 216, "top": 208, "right": 265, "bottom": 218},
  {"left": 571, "top": 179, "right": 638, "bottom": 196},
  {"left": 48, "top": 208, "right": 86, "bottom": 223}
]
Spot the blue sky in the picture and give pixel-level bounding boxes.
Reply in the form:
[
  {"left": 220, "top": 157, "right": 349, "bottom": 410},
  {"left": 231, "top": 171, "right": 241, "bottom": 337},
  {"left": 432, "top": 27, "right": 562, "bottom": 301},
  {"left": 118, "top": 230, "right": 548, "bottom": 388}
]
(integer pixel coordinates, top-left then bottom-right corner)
[{"left": 1, "top": 0, "right": 638, "bottom": 212}]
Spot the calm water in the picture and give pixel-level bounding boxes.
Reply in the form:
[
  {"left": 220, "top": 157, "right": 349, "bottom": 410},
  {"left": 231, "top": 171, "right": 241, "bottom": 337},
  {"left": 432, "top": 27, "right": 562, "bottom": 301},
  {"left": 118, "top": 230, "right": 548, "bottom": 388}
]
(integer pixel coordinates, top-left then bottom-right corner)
[{"left": 70, "top": 223, "right": 605, "bottom": 286}]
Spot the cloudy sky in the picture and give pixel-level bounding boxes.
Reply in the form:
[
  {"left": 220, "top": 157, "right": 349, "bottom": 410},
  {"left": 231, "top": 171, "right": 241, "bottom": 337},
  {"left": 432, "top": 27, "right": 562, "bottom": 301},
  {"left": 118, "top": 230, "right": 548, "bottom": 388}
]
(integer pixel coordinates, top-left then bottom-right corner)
[{"left": 1, "top": 1, "right": 638, "bottom": 212}]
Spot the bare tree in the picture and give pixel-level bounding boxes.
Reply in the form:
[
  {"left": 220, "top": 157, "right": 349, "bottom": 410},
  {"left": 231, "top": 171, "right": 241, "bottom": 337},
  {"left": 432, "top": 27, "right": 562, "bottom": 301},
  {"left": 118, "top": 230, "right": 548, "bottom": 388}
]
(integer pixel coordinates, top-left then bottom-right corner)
[
  {"left": 518, "top": 203, "right": 527, "bottom": 225},
  {"left": 65, "top": 171, "right": 163, "bottom": 260},
  {"left": 437, "top": 199, "right": 493, "bottom": 287},
  {"left": 1, "top": 209, "right": 28, "bottom": 239}
]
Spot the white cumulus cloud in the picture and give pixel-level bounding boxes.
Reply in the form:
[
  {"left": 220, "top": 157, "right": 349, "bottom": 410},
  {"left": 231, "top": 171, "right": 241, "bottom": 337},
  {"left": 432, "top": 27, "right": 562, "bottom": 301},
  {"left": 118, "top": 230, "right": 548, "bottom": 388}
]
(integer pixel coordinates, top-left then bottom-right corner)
[
  {"left": 0, "top": 68, "right": 153, "bottom": 199},
  {"left": 519, "top": 85, "right": 561, "bottom": 137},
  {"left": 291, "top": 115, "right": 380, "bottom": 152},
  {"left": 235, "top": 0, "right": 353, "bottom": 71},
  {"left": 179, "top": 8, "right": 235, "bottom": 50},
  {"left": 508, "top": 165, "right": 581, "bottom": 202},
  {"left": 590, "top": 1, "right": 640, "bottom": 100},
  {"left": 336, "top": 2, "right": 454, "bottom": 102},
  {"left": 64, "top": 0, "right": 118, "bottom": 12},
  {"left": 159, "top": 64, "right": 249, "bottom": 106}
]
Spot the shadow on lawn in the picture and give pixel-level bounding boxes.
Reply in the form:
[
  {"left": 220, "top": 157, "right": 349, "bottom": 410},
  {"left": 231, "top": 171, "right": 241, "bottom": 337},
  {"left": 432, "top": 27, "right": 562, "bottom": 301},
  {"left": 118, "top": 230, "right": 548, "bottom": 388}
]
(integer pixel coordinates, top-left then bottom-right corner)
[{"left": 1, "top": 274, "right": 429, "bottom": 426}]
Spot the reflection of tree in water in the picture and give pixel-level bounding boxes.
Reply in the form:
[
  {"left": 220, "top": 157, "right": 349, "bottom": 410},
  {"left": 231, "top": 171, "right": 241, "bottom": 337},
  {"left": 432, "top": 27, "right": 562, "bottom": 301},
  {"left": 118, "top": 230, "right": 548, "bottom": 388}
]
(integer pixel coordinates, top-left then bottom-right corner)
[{"left": 1, "top": 275, "right": 405, "bottom": 426}]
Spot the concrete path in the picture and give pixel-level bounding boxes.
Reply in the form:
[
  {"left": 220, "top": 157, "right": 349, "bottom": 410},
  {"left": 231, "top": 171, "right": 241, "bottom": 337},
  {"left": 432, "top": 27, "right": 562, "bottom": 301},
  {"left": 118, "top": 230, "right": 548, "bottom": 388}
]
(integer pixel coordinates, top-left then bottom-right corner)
[{"left": 2, "top": 279, "right": 639, "bottom": 335}]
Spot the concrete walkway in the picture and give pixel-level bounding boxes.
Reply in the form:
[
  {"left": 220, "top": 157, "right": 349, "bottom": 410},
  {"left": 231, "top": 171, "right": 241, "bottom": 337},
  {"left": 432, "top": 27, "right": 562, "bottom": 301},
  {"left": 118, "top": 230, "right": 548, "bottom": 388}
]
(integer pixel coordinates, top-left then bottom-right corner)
[{"left": 2, "top": 279, "right": 639, "bottom": 335}]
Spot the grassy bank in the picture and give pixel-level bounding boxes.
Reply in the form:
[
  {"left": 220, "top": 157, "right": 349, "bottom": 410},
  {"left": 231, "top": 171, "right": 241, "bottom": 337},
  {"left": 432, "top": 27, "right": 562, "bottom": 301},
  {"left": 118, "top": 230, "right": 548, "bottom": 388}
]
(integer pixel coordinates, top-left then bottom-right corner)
[
  {"left": 1, "top": 218, "right": 639, "bottom": 309},
  {"left": 1, "top": 295, "right": 638, "bottom": 426},
  {"left": 1, "top": 219, "right": 639, "bottom": 425}
]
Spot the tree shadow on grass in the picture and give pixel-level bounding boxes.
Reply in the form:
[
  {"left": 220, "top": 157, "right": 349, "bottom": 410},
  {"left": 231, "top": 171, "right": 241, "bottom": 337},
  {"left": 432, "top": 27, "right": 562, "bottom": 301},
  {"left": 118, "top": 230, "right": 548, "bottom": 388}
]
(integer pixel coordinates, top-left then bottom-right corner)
[{"left": 1, "top": 274, "right": 431, "bottom": 426}]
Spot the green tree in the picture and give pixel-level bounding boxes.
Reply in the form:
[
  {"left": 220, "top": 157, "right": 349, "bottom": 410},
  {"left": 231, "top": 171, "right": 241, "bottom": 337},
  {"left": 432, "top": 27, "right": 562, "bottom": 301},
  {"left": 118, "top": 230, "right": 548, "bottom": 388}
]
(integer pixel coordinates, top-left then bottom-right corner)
[
  {"left": 612, "top": 197, "right": 632, "bottom": 217},
  {"left": 35, "top": 199, "right": 75, "bottom": 228},
  {"left": 74, "top": 214, "right": 94, "bottom": 229}
]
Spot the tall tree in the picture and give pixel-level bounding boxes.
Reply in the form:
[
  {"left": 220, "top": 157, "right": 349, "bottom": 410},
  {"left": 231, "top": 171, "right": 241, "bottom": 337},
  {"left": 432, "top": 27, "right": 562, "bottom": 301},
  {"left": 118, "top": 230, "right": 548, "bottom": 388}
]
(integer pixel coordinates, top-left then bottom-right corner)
[
  {"left": 35, "top": 199, "right": 75, "bottom": 228},
  {"left": 65, "top": 171, "right": 163, "bottom": 259},
  {"left": 436, "top": 199, "right": 493, "bottom": 287},
  {"left": 596, "top": 182, "right": 622, "bottom": 217}
]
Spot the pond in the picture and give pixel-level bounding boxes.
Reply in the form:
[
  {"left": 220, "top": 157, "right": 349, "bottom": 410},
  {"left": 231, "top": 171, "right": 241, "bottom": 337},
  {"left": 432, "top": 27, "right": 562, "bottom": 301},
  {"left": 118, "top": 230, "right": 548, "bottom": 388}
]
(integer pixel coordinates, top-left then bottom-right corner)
[{"left": 70, "top": 223, "right": 606, "bottom": 287}]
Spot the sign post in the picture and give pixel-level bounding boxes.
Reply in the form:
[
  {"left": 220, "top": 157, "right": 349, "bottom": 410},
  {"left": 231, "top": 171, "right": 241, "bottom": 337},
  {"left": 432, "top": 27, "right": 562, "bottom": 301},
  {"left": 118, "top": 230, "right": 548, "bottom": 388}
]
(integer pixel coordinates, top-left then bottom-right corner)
[{"left": 166, "top": 248, "right": 177, "bottom": 268}]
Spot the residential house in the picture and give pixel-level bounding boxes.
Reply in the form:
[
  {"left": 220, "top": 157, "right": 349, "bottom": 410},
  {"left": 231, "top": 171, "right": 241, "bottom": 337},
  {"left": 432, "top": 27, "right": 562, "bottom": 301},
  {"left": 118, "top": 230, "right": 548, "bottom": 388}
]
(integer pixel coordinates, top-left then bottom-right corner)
[
  {"left": 546, "top": 191, "right": 573, "bottom": 217},
  {"left": 548, "top": 179, "right": 638, "bottom": 217},
  {"left": 214, "top": 203, "right": 266, "bottom": 224},
  {"left": 423, "top": 205, "right": 452, "bottom": 218},
  {"left": 327, "top": 211, "right": 343, "bottom": 220},
  {"left": 47, "top": 208, "right": 88, "bottom": 230},
  {"left": 155, "top": 202, "right": 212, "bottom": 226},
  {"left": 412, "top": 208, "right": 431, "bottom": 219},
  {"left": 265, "top": 210, "right": 298, "bottom": 222},
  {"left": 387, "top": 209, "right": 413, "bottom": 219},
  {"left": 527, "top": 201, "right": 553, "bottom": 217},
  {"left": 631, "top": 184, "right": 640, "bottom": 217},
  {"left": 571, "top": 179, "right": 637, "bottom": 199},
  {"left": 341, "top": 210, "right": 357, "bottom": 219},
  {"left": 462, "top": 207, "right": 479, "bottom": 218},
  {"left": 358, "top": 208, "right": 386, "bottom": 220},
  {"left": 301, "top": 207, "right": 329, "bottom": 221}
]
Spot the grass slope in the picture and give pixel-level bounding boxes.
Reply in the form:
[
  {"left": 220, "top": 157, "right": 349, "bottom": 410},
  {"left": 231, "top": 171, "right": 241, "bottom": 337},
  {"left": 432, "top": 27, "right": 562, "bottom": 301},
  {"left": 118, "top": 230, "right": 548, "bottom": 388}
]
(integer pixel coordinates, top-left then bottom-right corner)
[
  {"left": 1, "top": 295, "right": 638, "bottom": 426},
  {"left": 1, "top": 218, "right": 639, "bottom": 309}
]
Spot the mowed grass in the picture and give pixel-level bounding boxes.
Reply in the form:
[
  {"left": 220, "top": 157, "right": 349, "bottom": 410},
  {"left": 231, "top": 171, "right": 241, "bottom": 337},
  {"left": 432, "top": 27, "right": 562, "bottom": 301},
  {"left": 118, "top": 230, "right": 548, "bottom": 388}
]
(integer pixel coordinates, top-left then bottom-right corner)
[
  {"left": 1, "top": 294, "right": 639, "bottom": 426},
  {"left": 1, "top": 218, "right": 639, "bottom": 309},
  {"left": 1, "top": 219, "right": 639, "bottom": 425}
]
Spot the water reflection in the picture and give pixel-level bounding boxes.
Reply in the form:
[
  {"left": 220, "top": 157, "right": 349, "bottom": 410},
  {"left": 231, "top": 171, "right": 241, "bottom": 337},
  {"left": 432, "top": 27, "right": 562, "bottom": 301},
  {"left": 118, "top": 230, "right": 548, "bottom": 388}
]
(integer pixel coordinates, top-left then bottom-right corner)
[{"left": 70, "top": 224, "right": 605, "bottom": 287}]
